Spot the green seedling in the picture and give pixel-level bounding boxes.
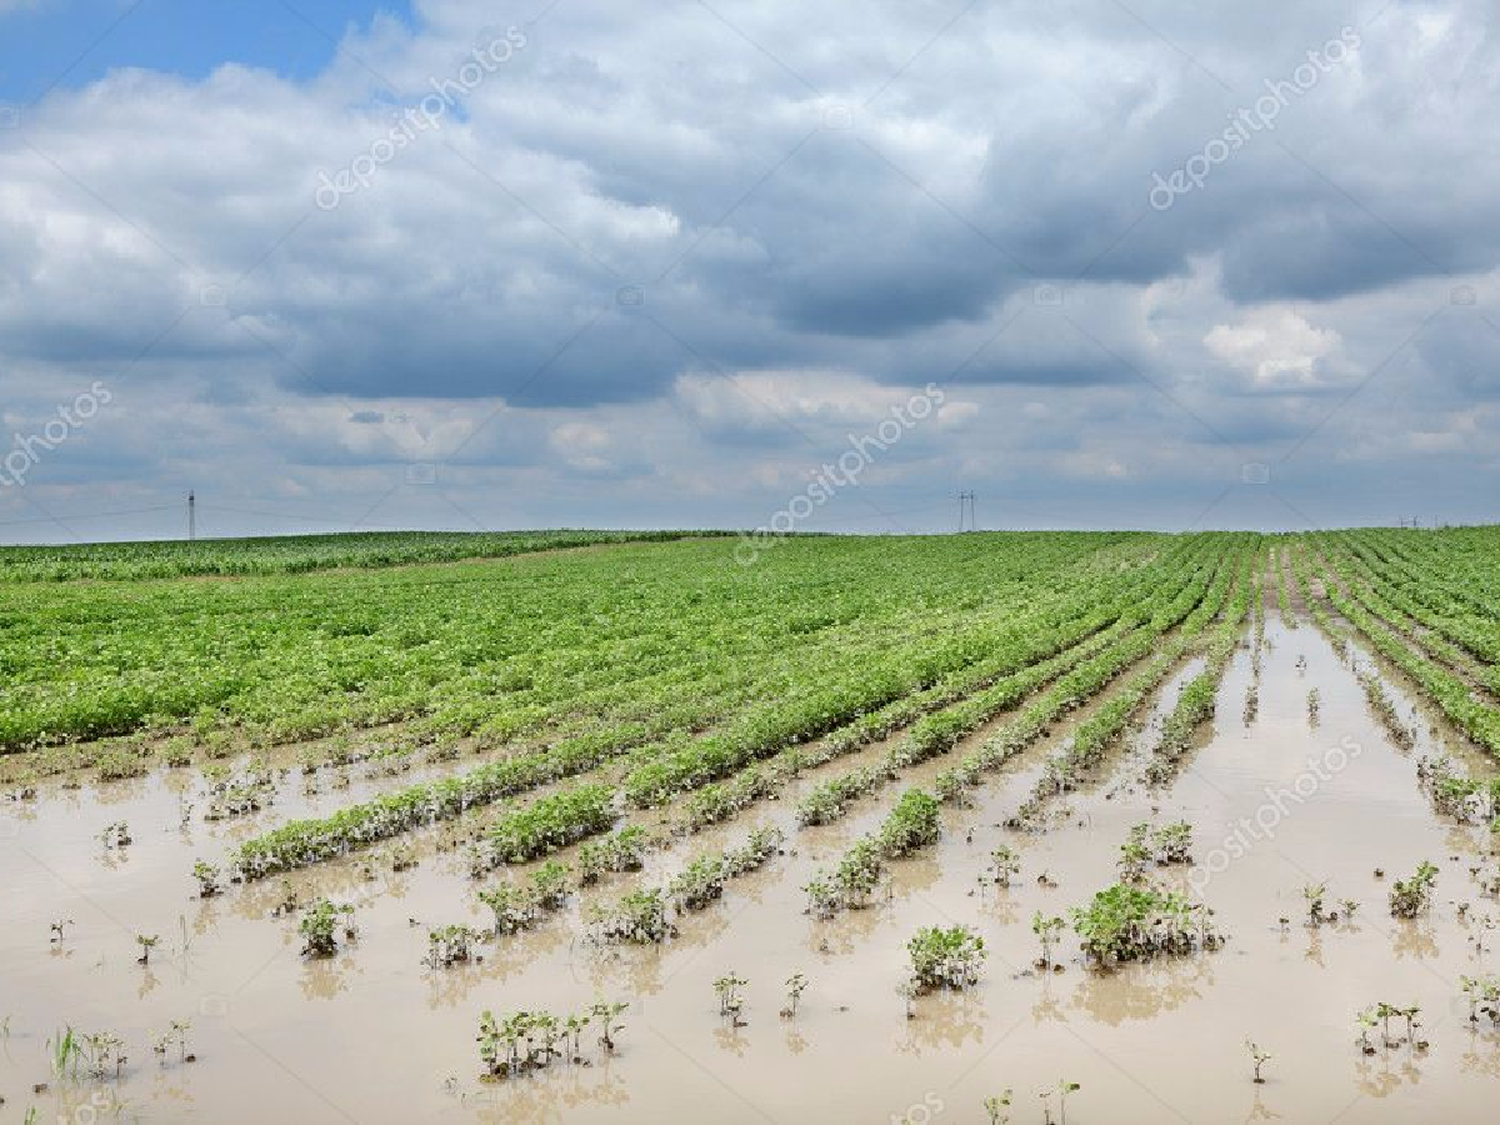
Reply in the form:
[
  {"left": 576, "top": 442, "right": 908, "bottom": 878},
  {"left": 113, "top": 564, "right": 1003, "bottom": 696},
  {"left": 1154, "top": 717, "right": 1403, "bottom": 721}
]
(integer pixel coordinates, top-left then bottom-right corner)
[
  {"left": 1303, "top": 882, "right": 1327, "bottom": 926},
  {"left": 1246, "top": 1039, "right": 1271, "bottom": 1083},
  {"left": 192, "top": 861, "right": 220, "bottom": 898},
  {"left": 592, "top": 999, "right": 627, "bottom": 1052},
  {"left": 135, "top": 934, "right": 159, "bottom": 965},
  {"left": 986, "top": 845, "right": 1021, "bottom": 887},
  {"left": 100, "top": 822, "right": 132, "bottom": 849},
  {"left": 907, "top": 925, "right": 985, "bottom": 992},
  {"left": 782, "top": 972, "right": 807, "bottom": 1019},
  {"left": 298, "top": 899, "right": 355, "bottom": 957},
  {"left": 1461, "top": 974, "right": 1500, "bottom": 1025},
  {"left": 714, "top": 971, "right": 747, "bottom": 1027},
  {"left": 1389, "top": 861, "right": 1438, "bottom": 918},
  {"left": 1032, "top": 912, "right": 1066, "bottom": 970},
  {"left": 1038, "top": 1079, "right": 1080, "bottom": 1125},
  {"left": 425, "top": 924, "right": 479, "bottom": 969},
  {"left": 1117, "top": 825, "right": 1151, "bottom": 883}
]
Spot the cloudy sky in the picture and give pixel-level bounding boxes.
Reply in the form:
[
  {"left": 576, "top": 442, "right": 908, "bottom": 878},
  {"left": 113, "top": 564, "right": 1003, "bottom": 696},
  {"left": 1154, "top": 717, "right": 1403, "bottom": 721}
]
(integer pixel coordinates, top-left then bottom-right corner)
[{"left": 0, "top": 0, "right": 1497, "bottom": 543}]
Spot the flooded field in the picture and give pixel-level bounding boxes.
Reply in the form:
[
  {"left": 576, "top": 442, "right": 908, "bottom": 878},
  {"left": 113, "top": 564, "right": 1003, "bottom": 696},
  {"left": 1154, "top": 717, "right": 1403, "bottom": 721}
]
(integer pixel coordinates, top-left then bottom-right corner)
[{"left": 2, "top": 531, "right": 1499, "bottom": 1123}]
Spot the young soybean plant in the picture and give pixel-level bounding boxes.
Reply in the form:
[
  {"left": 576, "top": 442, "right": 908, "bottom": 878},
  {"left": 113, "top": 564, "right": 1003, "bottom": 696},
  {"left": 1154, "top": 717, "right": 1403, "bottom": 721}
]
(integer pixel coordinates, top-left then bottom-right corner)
[
  {"left": 1389, "top": 861, "right": 1438, "bottom": 918},
  {"left": 299, "top": 899, "right": 356, "bottom": 957},
  {"left": 1032, "top": 912, "right": 1065, "bottom": 971},
  {"left": 135, "top": 933, "right": 160, "bottom": 966},
  {"left": 781, "top": 972, "right": 808, "bottom": 1019},
  {"left": 983, "top": 1088, "right": 1013, "bottom": 1124},
  {"left": 1460, "top": 973, "right": 1500, "bottom": 1027},
  {"left": 1037, "top": 1079, "right": 1080, "bottom": 1125},
  {"left": 1302, "top": 881, "right": 1328, "bottom": 926},
  {"left": 907, "top": 925, "right": 985, "bottom": 992},
  {"left": 592, "top": 999, "right": 627, "bottom": 1053},
  {"left": 192, "top": 861, "right": 221, "bottom": 898},
  {"left": 713, "top": 971, "right": 747, "bottom": 1027},
  {"left": 985, "top": 845, "right": 1021, "bottom": 888},
  {"left": 424, "top": 924, "right": 480, "bottom": 969},
  {"left": 1245, "top": 1039, "right": 1271, "bottom": 1083}
]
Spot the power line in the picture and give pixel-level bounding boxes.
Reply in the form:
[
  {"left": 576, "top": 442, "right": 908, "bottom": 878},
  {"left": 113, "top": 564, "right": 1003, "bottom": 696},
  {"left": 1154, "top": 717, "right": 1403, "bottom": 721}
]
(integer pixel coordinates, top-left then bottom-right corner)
[{"left": 0, "top": 505, "right": 179, "bottom": 528}]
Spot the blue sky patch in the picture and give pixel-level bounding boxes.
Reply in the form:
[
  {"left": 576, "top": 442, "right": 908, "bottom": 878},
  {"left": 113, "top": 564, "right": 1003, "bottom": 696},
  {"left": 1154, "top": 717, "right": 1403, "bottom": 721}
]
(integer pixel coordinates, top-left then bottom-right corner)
[{"left": 0, "top": 0, "right": 413, "bottom": 103}]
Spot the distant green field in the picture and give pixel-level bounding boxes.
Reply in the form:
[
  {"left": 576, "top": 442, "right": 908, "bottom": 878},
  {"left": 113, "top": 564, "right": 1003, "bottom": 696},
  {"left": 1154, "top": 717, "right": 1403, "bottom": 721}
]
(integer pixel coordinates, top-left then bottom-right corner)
[{"left": 0, "top": 528, "right": 726, "bottom": 581}]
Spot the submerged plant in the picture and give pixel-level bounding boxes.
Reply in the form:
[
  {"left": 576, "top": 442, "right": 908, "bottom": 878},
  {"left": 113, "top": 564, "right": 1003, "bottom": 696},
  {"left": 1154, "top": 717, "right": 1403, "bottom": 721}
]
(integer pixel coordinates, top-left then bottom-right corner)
[
  {"left": 1032, "top": 912, "right": 1066, "bottom": 970},
  {"left": 80, "top": 1031, "right": 127, "bottom": 1080},
  {"left": 907, "top": 925, "right": 985, "bottom": 992},
  {"left": 1120, "top": 821, "right": 1193, "bottom": 879},
  {"left": 782, "top": 972, "right": 808, "bottom": 1018},
  {"left": 478, "top": 861, "right": 572, "bottom": 936},
  {"left": 1037, "top": 1079, "right": 1080, "bottom": 1125},
  {"left": 152, "top": 1019, "right": 194, "bottom": 1064},
  {"left": 592, "top": 999, "right": 627, "bottom": 1052},
  {"left": 478, "top": 1010, "right": 561, "bottom": 1079},
  {"left": 298, "top": 898, "right": 355, "bottom": 957},
  {"left": 1069, "top": 882, "right": 1223, "bottom": 968},
  {"left": 135, "top": 933, "right": 159, "bottom": 965},
  {"left": 100, "top": 821, "right": 132, "bottom": 849},
  {"left": 587, "top": 888, "right": 674, "bottom": 944},
  {"left": 1245, "top": 1039, "right": 1271, "bottom": 1083},
  {"left": 1117, "top": 825, "right": 1151, "bottom": 884},
  {"left": 983, "top": 1089, "right": 1013, "bottom": 1124},
  {"left": 1461, "top": 974, "right": 1500, "bottom": 1026},
  {"left": 669, "top": 855, "right": 727, "bottom": 912},
  {"left": 802, "top": 874, "right": 840, "bottom": 919},
  {"left": 577, "top": 826, "right": 650, "bottom": 884},
  {"left": 425, "top": 924, "right": 480, "bottom": 969},
  {"left": 1151, "top": 821, "right": 1193, "bottom": 865},
  {"left": 986, "top": 845, "right": 1021, "bottom": 887},
  {"left": 1389, "top": 861, "right": 1438, "bottom": 918},
  {"left": 527, "top": 860, "right": 571, "bottom": 909},
  {"left": 714, "top": 971, "right": 747, "bottom": 1026},
  {"left": 478, "top": 884, "right": 536, "bottom": 936},
  {"left": 1358, "top": 1001, "right": 1425, "bottom": 1052},
  {"left": 1302, "top": 882, "right": 1328, "bottom": 926},
  {"left": 192, "top": 861, "right": 220, "bottom": 898}
]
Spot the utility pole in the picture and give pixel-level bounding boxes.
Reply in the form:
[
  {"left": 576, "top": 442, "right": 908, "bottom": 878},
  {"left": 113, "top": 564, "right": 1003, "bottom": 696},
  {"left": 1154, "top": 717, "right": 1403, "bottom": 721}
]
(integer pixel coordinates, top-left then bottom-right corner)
[
  {"left": 957, "top": 490, "right": 976, "bottom": 532},
  {"left": 188, "top": 491, "right": 196, "bottom": 542}
]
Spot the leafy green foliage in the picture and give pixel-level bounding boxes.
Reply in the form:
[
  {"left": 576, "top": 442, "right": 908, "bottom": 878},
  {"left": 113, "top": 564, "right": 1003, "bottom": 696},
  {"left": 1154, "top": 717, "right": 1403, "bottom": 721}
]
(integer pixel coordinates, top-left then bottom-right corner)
[
  {"left": 907, "top": 924, "right": 986, "bottom": 991},
  {"left": 298, "top": 898, "right": 355, "bottom": 957},
  {"left": 1388, "top": 860, "right": 1438, "bottom": 918},
  {"left": 1069, "top": 882, "right": 1224, "bottom": 967}
]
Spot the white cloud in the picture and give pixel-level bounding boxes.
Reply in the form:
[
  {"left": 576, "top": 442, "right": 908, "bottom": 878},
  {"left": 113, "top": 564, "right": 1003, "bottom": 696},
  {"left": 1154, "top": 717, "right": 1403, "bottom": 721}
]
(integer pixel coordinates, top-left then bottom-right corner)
[{"left": 1203, "top": 309, "right": 1354, "bottom": 390}]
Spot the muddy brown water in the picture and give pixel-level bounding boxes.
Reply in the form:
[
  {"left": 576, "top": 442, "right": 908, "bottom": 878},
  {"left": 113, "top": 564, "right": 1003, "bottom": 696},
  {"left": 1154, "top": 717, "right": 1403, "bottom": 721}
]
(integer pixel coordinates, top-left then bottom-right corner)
[{"left": 3, "top": 611, "right": 1500, "bottom": 1124}]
